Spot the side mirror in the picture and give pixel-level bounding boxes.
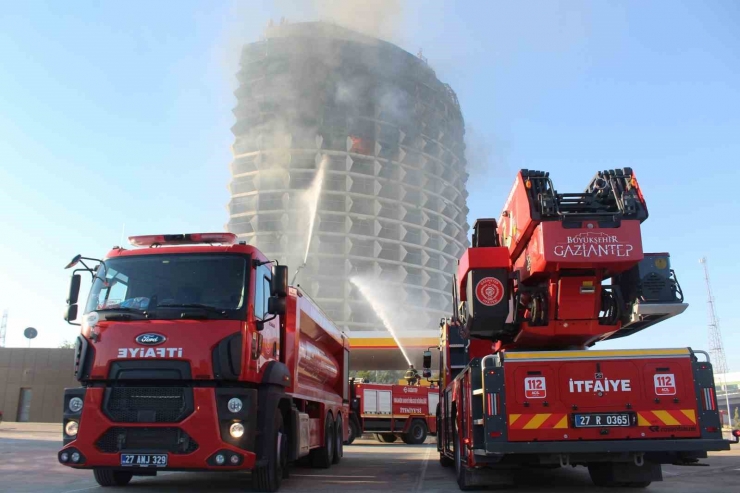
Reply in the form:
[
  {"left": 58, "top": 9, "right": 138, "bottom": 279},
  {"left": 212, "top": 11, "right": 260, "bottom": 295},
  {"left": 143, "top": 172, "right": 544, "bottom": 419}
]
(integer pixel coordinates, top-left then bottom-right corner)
[
  {"left": 64, "top": 304, "right": 78, "bottom": 323},
  {"left": 271, "top": 265, "right": 288, "bottom": 298},
  {"left": 65, "top": 254, "right": 82, "bottom": 270},
  {"left": 67, "top": 274, "right": 81, "bottom": 305},
  {"left": 422, "top": 350, "right": 432, "bottom": 371},
  {"left": 267, "top": 296, "right": 286, "bottom": 316}
]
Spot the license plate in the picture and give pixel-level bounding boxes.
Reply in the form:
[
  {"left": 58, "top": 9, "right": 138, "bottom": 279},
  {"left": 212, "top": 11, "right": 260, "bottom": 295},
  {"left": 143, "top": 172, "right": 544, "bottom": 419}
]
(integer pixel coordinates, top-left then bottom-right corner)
[
  {"left": 573, "top": 413, "right": 633, "bottom": 428},
  {"left": 120, "top": 454, "right": 168, "bottom": 467}
]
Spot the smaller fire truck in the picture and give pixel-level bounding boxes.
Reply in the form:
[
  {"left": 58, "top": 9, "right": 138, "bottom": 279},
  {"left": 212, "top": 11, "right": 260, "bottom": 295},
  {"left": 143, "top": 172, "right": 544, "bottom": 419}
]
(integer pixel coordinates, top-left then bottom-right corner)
[
  {"left": 58, "top": 233, "right": 349, "bottom": 492},
  {"left": 346, "top": 378, "right": 438, "bottom": 445}
]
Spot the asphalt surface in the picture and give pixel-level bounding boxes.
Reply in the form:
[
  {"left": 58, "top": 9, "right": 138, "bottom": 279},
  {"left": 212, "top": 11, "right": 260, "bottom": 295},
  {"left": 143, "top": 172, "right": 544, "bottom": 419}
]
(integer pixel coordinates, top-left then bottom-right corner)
[{"left": 1, "top": 424, "right": 739, "bottom": 492}]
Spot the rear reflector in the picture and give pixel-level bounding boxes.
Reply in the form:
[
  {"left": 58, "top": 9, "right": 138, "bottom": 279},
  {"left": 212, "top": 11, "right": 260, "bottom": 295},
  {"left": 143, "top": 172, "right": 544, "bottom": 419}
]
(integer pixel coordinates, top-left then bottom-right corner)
[
  {"left": 487, "top": 393, "right": 500, "bottom": 415},
  {"left": 705, "top": 426, "right": 718, "bottom": 433},
  {"left": 489, "top": 431, "right": 502, "bottom": 438},
  {"left": 702, "top": 387, "right": 716, "bottom": 411}
]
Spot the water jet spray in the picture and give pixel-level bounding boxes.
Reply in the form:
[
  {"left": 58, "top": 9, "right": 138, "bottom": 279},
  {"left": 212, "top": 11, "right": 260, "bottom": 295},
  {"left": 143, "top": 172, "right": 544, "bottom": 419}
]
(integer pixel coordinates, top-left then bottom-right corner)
[
  {"left": 303, "top": 155, "right": 328, "bottom": 265},
  {"left": 350, "top": 276, "right": 412, "bottom": 366}
]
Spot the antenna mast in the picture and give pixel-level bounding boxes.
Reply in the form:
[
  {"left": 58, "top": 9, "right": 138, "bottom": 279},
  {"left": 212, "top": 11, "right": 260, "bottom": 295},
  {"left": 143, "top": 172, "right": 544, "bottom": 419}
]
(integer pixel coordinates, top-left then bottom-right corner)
[
  {"left": 0, "top": 309, "right": 7, "bottom": 347},
  {"left": 700, "top": 257, "right": 731, "bottom": 427}
]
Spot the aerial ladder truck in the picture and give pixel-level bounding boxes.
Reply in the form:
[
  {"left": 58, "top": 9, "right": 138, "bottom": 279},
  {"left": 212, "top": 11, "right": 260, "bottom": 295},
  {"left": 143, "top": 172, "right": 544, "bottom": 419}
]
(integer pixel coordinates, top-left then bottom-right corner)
[{"left": 424, "top": 169, "right": 736, "bottom": 489}]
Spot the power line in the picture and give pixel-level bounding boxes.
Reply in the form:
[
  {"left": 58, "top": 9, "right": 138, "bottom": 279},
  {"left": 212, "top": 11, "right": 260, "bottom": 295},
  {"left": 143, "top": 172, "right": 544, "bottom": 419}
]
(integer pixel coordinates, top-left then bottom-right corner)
[{"left": 700, "top": 257, "right": 732, "bottom": 426}]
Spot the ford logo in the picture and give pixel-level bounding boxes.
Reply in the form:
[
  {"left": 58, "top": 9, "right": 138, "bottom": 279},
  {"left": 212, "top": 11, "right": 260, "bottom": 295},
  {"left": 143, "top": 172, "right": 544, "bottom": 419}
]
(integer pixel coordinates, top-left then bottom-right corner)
[{"left": 135, "top": 333, "right": 167, "bottom": 345}]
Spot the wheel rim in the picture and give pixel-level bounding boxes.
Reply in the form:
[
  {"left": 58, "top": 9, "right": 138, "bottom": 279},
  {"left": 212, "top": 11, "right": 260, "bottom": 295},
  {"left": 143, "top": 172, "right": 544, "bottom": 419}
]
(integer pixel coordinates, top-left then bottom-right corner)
[{"left": 413, "top": 425, "right": 424, "bottom": 440}]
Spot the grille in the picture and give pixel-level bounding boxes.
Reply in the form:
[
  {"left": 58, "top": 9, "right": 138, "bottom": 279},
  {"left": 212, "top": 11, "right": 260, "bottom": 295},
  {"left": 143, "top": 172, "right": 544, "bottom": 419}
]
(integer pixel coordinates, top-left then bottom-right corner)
[
  {"left": 105, "top": 387, "right": 190, "bottom": 423},
  {"left": 641, "top": 272, "right": 668, "bottom": 301},
  {"left": 96, "top": 427, "right": 198, "bottom": 454}
]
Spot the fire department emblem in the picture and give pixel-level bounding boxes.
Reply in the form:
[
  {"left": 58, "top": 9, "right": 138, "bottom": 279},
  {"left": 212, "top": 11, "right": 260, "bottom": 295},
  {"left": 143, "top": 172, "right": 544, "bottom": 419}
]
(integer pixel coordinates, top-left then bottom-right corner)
[{"left": 475, "top": 277, "right": 504, "bottom": 306}]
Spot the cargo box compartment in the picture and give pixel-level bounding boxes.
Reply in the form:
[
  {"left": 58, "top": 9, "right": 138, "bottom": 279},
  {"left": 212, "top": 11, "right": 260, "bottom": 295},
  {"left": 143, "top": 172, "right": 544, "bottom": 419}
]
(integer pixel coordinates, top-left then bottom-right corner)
[{"left": 499, "top": 349, "right": 705, "bottom": 442}]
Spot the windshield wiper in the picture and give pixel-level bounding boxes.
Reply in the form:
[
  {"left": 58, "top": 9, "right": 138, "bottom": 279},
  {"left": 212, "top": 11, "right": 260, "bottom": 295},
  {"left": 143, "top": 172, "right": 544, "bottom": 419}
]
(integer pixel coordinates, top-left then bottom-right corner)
[
  {"left": 95, "top": 307, "right": 149, "bottom": 320},
  {"left": 97, "top": 307, "right": 148, "bottom": 314},
  {"left": 155, "top": 303, "right": 227, "bottom": 314}
]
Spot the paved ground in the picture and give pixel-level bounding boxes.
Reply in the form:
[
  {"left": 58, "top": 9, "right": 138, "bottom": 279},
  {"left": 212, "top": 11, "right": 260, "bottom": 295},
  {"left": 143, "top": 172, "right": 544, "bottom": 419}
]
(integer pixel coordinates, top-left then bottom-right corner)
[{"left": 1, "top": 422, "right": 739, "bottom": 492}]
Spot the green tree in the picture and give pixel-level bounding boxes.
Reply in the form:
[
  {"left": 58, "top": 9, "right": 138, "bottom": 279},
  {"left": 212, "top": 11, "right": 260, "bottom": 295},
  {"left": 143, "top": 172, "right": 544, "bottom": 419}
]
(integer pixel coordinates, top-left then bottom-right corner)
[
  {"left": 733, "top": 407, "right": 740, "bottom": 429},
  {"left": 59, "top": 340, "right": 75, "bottom": 349},
  {"left": 349, "top": 370, "right": 406, "bottom": 384}
]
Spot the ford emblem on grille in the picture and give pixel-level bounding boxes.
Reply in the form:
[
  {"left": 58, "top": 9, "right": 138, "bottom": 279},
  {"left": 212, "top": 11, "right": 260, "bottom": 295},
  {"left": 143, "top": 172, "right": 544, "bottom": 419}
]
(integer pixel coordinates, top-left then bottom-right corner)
[{"left": 135, "top": 333, "right": 167, "bottom": 345}]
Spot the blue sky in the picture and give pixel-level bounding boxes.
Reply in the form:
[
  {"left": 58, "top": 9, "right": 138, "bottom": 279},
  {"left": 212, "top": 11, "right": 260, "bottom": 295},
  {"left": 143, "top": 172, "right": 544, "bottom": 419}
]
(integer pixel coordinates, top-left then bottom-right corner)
[{"left": 1, "top": 1, "right": 739, "bottom": 370}]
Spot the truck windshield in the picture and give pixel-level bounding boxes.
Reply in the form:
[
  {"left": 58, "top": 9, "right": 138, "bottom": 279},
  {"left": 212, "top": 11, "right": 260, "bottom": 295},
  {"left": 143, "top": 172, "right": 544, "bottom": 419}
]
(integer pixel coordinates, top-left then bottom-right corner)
[{"left": 84, "top": 254, "right": 247, "bottom": 319}]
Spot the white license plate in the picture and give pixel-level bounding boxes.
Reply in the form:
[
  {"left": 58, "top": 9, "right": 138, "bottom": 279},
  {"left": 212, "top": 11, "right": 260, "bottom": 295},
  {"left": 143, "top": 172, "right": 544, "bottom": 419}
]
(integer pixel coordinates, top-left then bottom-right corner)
[
  {"left": 120, "top": 454, "right": 168, "bottom": 467},
  {"left": 574, "top": 413, "right": 632, "bottom": 428}
]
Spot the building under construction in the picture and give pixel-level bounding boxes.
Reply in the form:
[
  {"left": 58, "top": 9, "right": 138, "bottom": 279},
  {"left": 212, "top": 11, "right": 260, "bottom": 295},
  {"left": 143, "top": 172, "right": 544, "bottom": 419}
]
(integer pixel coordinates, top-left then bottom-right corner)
[{"left": 226, "top": 22, "right": 469, "bottom": 368}]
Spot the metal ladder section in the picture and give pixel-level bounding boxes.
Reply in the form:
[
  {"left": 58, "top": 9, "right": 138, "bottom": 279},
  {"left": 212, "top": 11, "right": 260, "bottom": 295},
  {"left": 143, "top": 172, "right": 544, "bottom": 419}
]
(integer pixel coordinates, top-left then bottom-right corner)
[
  {"left": 448, "top": 324, "right": 469, "bottom": 381},
  {"left": 471, "top": 355, "right": 502, "bottom": 449}
]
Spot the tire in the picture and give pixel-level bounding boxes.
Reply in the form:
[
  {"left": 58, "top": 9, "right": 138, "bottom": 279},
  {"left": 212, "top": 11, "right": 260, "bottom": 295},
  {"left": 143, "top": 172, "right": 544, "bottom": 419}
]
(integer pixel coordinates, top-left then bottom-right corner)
[
  {"left": 93, "top": 469, "right": 133, "bottom": 487},
  {"left": 332, "top": 414, "right": 343, "bottom": 464},
  {"left": 252, "top": 408, "right": 287, "bottom": 492},
  {"left": 347, "top": 419, "right": 360, "bottom": 445},
  {"left": 453, "top": 420, "right": 473, "bottom": 491},
  {"left": 310, "top": 413, "right": 334, "bottom": 469},
  {"left": 376, "top": 433, "right": 398, "bottom": 443},
  {"left": 402, "top": 420, "right": 428, "bottom": 445}
]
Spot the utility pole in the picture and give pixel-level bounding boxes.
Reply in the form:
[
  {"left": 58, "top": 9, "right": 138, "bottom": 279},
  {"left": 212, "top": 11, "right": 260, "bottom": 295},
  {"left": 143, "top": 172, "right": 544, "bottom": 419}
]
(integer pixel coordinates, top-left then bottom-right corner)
[
  {"left": 700, "top": 257, "right": 732, "bottom": 427},
  {"left": 0, "top": 309, "right": 7, "bottom": 347}
]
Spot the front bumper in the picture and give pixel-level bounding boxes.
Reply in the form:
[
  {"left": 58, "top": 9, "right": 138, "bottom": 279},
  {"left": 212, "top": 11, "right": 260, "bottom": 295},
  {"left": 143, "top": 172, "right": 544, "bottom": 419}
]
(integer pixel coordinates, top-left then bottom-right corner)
[{"left": 59, "top": 387, "right": 259, "bottom": 471}]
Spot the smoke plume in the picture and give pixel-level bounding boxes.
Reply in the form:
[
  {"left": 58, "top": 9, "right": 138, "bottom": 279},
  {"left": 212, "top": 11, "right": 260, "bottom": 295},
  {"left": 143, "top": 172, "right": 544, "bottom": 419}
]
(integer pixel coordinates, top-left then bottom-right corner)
[{"left": 275, "top": 0, "right": 406, "bottom": 44}]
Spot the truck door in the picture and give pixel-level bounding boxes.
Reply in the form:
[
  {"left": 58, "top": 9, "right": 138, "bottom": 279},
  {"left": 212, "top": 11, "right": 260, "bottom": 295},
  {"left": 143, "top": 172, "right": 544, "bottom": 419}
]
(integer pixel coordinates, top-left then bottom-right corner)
[
  {"left": 378, "top": 390, "right": 392, "bottom": 415},
  {"left": 254, "top": 264, "right": 279, "bottom": 370},
  {"left": 363, "top": 389, "right": 378, "bottom": 414}
]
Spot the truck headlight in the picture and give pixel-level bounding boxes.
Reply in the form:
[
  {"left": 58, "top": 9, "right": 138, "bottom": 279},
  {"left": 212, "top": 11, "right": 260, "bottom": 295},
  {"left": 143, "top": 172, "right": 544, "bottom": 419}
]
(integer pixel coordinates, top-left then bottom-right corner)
[
  {"left": 69, "top": 397, "right": 83, "bottom": 413},
  {"left": 227, "top": 397, "right": 243, "bottom": 413},
  {"left": 65, "top": 421, "right": 79, "bottom": 437},
  {"left": 229, "top": 422, "right": 245, "bottom": 438}
]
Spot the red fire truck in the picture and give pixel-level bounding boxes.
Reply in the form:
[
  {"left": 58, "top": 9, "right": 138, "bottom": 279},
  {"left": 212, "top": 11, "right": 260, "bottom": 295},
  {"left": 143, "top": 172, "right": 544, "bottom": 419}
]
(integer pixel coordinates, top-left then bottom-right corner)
[
  {"left": 346, "top": 380, "right": 438, "bottom": 445},
  {"left": 58, "top": 233, "right": 350, "bottom": 492},
  {"left": 424, "top": 169, "right": 734, "bottom": 489}
]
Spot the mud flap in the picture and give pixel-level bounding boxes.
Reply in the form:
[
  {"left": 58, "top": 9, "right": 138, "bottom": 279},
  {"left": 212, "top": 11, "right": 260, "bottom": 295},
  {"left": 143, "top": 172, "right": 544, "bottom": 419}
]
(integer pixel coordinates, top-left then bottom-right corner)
[
  {"left": 589, "top": 461, "right": 663, "bottom": 485},
  {"left": 460, "top": 466, "right": 516, "bottom": 488}
]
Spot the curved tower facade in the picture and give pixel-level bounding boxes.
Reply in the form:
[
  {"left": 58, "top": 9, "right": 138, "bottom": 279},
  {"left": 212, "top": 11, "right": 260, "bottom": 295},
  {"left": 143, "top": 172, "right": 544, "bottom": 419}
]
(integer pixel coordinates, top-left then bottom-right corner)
[{"left": 226, "top": 22, "right": 469, "bottom": 368}]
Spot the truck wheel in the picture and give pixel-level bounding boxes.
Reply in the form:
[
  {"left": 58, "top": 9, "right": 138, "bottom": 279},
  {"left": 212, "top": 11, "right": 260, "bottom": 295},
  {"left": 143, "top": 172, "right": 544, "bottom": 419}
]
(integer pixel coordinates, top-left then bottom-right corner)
[
  {"left": 376, "top": 433, "right": 398, "bottom": 443},
  {"left": 252, "top": 408, "right": 287, "bottom": 492},
  {"left": 347, "top": 419, "right": 360, "bottom": 445},
  {"left": 402, "top": 420, "right": 428, "bottom": 445},
  {"left": 333, "top": 414, "right": 343, "bottom": 464},
  {"left": 453, "top": 421, "right": 473, "bottom": 491},
  {"left": 310, "top": 413, "right": 335, "bottom": 469},
  {"left": 93, "top": 469, "right": 133, "bottom": 487},
  {"left": 624, "top": 482, "right": 652, "bottom": 488}
]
